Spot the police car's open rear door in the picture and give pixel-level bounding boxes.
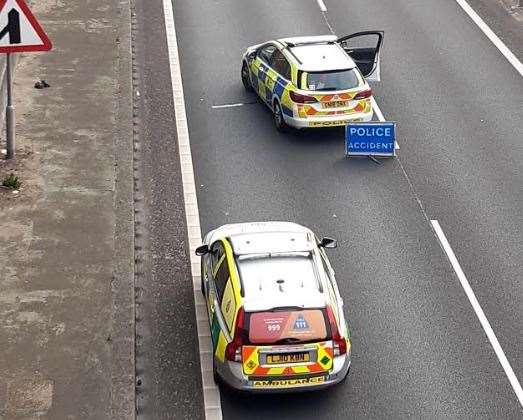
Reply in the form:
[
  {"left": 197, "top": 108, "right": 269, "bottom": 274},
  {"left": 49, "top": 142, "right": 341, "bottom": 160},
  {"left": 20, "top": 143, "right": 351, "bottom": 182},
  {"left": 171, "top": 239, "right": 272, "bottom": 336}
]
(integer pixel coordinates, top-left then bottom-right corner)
[{"left": 337, "top": 31, "right": 384, "bottom": 82}]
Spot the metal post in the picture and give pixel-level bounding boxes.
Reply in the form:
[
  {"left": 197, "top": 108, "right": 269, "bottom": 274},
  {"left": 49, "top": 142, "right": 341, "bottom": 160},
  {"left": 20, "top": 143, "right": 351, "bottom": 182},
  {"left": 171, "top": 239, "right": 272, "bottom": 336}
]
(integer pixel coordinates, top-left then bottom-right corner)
[{"left": 6, "top": 53, "right": 15, "bottom": 159}]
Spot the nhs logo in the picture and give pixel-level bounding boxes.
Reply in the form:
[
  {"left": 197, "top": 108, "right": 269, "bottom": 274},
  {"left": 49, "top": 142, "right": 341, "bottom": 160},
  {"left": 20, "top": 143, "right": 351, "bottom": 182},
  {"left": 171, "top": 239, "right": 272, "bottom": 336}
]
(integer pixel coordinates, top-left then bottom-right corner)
[{"left": 345, "top": 122, "right": 396, "bottom": 157}]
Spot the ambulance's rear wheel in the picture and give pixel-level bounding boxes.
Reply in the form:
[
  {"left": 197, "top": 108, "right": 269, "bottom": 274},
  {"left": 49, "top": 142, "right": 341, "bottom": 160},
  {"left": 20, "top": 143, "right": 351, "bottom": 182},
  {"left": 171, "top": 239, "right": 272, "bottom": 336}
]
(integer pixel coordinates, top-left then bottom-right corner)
[
  {"left": 273, "top": 102, "right": 289, "bottom": 132},
  {"left": 212, "top": 357, "right": 220, "bottom": 384},
  {"left": 241, "top": 62, "right": 253, "bottom": 92}
]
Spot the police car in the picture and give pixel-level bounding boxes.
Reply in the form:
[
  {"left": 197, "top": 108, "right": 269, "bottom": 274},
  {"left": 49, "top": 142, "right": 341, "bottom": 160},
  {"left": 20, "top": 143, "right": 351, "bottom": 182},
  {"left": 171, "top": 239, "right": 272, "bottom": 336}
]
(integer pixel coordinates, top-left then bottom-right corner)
[
  {"left": 195, "top": 222, "right": 351, "bottom": 392},
  {"left": 241, "top": 32, "right": 383, "bottom": 131}
]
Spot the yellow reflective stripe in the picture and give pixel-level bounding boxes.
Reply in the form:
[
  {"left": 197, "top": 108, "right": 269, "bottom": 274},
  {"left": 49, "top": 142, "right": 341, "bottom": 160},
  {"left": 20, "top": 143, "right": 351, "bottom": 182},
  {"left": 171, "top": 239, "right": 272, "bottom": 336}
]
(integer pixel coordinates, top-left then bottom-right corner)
[
  {"left": 290, "top": 61, "right": 298, "bottom": 86},
  {"left": 317, "top": 343, "right": 333, "bottom": 370},
  {"left": 243, "top": 347, "right": 259, "bottom": 375},
  {"left": 291, "top": 365, "right": 310, "bottom": 374},
  {"left": 280, "top": 87, "right": 293, "bottom": 110},
  {"left": 222, "top": 240, "right": 242, "bottom": 304},
  {"left": 221, "top": 279, "right": 236, "bottom": 332},
  {"left": 215, "top": 332, "right": 227, "bottom": 362},
  {"left": 212, "top": 253, "right": 226, "bottom": 277},
  {"left": 267, "top": 367, "right": 285, "bottom": 375}
]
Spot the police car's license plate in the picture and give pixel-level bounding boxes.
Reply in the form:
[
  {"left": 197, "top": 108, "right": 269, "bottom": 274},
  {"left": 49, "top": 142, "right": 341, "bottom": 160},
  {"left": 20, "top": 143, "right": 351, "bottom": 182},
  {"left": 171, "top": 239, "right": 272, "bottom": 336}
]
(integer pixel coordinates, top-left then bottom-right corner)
[
  {"left": 267, "top": 352, "right": 309, "bottom": 364},
  {"left": 323, "top": 101, "right": 348, "bottom": 108}
]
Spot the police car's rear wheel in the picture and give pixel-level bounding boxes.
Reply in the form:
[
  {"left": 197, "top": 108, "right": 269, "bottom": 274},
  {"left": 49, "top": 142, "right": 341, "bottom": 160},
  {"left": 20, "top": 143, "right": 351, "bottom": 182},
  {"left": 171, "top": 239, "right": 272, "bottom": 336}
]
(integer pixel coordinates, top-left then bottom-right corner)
[
  {"left": 273, "top": 102, "right": 289, "bottom": 132},
  {"left": 241, "top": 62, "right": 253, "bottom": 92}
]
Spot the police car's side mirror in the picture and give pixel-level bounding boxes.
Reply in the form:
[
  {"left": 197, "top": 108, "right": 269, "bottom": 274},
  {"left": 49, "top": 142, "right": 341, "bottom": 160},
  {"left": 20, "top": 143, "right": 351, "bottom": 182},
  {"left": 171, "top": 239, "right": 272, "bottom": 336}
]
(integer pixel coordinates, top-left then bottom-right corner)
[
  {"left": 195, "top": 244, "right": 210, "bottom": 256},
  {"left": 319, "top": 237, "right": 337, "bottom": 249}
]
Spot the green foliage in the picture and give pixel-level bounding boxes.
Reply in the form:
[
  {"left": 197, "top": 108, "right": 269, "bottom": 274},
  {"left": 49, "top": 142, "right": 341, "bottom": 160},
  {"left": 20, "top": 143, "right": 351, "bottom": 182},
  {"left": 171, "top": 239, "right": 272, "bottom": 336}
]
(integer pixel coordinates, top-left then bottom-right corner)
[{"left": 2, "top": 173, "right": 21, "bottom": 189}]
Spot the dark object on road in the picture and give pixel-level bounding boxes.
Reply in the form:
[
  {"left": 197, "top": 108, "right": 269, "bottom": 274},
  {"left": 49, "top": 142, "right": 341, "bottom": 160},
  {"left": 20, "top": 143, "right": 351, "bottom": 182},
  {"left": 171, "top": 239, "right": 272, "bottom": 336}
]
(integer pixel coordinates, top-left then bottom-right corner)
[{"left": 34, "top": 80, "right": 50, "bottom": 89}]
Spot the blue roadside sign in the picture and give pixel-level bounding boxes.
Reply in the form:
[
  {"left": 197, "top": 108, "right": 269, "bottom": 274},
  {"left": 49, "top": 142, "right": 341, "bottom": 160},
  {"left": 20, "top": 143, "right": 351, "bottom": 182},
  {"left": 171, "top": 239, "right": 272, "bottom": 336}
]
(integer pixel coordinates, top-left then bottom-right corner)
[{"left": 345, "top": 122, "right": 396, "bottom": 157}]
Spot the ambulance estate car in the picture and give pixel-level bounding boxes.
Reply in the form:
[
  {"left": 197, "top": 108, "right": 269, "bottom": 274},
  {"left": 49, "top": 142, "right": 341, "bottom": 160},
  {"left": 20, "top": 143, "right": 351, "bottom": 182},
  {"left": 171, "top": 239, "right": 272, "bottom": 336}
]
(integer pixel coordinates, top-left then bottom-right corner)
[
  {"left": 241, "top": 32, "right": 383, "bottom": 130},
  {"left": 195, "top": 222, "right": 351, "bottom": 391}
]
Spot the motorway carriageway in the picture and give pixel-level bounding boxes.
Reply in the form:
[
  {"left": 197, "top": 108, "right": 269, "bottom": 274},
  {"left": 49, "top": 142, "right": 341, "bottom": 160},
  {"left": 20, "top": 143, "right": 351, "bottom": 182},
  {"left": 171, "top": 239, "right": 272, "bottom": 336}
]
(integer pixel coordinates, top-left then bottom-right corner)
[{"left": 149, "top": 0, "right": 523, "bottom": 418}]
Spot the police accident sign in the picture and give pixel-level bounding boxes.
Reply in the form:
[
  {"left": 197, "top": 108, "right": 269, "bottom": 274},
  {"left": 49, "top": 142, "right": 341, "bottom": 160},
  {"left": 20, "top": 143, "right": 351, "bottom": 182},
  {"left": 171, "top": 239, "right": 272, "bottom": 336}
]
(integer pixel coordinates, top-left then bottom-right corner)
[
  {"left": 345, "top": 121, "right": 396, "bottom": 158},
  {"left": 0, "top": 0, "right": 51, "bottom": 53}
]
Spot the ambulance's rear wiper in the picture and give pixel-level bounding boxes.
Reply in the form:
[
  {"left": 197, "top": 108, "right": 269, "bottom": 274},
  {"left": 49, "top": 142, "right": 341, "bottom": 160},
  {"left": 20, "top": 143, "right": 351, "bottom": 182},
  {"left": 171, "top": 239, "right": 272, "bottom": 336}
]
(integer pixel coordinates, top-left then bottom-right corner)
[
  {"left": 267, "top": 306, "right": 304, "bottom": 312},
  {"left": 274, "top": 337, "right": 302, "bottom": 344}
]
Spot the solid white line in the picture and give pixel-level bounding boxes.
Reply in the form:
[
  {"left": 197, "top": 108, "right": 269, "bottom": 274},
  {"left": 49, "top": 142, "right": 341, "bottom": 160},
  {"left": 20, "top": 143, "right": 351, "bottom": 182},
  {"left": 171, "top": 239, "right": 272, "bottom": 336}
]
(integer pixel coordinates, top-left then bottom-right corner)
[
  {"left": 431, "top": 220, "right": 523, "bottom": 408},
  {"left": 316, "top": 0, "right": 327, "bottom": 12},
  {"left": 211, "top": 103, "right": 244, "bottom": 109},
  {"left": 371, "top": 96, "right": 400, "bottom": 150},
  {"left": 370, "top": 96, "right": 385, "bottom": 122},
  {"left": 454, "top": 0, "right": 523, "bottom": 77},
  {"left": 162, "top": 0, "right": 222, "bottom": 419}
]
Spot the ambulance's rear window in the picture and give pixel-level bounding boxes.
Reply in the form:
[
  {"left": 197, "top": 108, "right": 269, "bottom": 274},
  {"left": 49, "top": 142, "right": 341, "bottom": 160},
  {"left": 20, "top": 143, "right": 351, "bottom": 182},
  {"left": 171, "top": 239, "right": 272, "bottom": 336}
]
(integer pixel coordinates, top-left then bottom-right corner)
[{"left": 247, "top": 309, "right": 329, "bottom": 344}]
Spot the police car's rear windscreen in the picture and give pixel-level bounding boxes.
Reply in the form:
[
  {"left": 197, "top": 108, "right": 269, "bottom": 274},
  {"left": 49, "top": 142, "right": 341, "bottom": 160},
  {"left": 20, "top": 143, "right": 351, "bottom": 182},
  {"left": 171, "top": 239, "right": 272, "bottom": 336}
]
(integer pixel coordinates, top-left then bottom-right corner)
[{"left": 305, "top": 69, "right": 360, "bottom": 91}]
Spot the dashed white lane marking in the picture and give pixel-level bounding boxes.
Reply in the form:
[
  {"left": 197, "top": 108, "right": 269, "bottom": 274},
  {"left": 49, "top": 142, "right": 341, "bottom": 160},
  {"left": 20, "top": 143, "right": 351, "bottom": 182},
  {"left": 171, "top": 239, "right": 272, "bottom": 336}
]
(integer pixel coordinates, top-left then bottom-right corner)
[
  {"left": 371, "top": 96, "right": 400, "bottom": 150},
  {"left": 162, "top": 0, "right": 222, "bottom": 419},
  {"left": 316, "top": 0, "right": 327, "bottom": 12},
  {"left": 454, "top": 0, "right": 523, "bottom": 77},
  {"left": 212, "top": 103, "right": 245, "bottom": 109},
  {"left": 431, "top": 220, "right": 523, "bottom": 408}
]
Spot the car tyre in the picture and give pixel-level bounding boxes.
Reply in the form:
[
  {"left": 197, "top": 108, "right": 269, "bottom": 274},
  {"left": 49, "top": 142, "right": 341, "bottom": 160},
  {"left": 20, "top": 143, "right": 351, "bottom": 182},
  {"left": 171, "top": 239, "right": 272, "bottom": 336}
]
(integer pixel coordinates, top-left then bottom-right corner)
[
  {"left": 200, "top": 261, "right": 205, "bottom": 297},
  {"left": 212, "top": 357, "right": 220, "bottom": 385},
  {"left": 241, "top": 62, "right": 253, "bottom": 92},
  {"left": 273, "top": 101, "right": 289, "bottom": 132}
]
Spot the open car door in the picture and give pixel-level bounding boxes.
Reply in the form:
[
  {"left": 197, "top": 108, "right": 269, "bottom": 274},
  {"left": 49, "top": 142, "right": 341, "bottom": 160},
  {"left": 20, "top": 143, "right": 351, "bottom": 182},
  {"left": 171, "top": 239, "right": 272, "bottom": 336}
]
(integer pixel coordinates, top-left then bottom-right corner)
[{"left": 337, "top": 31, "right": 384, "bottom": 82}]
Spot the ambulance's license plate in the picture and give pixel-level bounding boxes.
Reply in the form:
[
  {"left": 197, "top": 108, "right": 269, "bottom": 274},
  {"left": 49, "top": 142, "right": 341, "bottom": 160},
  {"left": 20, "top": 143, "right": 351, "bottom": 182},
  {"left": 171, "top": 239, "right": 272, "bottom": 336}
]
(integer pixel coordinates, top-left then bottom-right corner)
[
  {"left": 267, "top": 352, "right": 309, "bottom": 364},
  {"left": 323, "top": 101, "right": 348, "bottom": 108}
]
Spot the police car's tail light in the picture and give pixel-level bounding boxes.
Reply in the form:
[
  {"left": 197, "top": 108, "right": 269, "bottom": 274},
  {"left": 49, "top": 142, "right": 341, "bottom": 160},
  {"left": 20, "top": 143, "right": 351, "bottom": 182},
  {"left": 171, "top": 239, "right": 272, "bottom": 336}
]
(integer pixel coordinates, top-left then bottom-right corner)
[
  {"left": 353, "top": 88, "right": 372, "bottom": 100},
  {"left": 290, "top": 91, "right": 317, "bottom": 104},
  {"left": 225, "top": 307, "right": 245, "bottom": 362},
  {"left": 326, "top": 305, "right": 347, "bottom": 356}
]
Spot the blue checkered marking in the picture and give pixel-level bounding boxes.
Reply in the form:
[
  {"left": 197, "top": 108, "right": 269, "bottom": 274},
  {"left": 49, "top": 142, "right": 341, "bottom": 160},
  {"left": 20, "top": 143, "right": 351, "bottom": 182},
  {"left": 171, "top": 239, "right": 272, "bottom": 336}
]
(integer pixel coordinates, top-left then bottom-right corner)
[
  {"left": 273, "top": 77, "right": 285, "bottom": 98},
  {"left": 274, "top": 77, "right": 293, "bottom": 116},
  {"left": 282, "top": 105, "right": 293, "bottom": 117}
]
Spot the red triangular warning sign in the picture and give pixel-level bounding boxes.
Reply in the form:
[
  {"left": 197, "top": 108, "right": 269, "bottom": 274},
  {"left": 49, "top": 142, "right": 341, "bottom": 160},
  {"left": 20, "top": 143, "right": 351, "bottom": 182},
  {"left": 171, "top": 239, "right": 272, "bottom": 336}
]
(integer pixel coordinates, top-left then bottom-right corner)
[{"left": 0, "top": 0, "right": 51, "bottom": 53}]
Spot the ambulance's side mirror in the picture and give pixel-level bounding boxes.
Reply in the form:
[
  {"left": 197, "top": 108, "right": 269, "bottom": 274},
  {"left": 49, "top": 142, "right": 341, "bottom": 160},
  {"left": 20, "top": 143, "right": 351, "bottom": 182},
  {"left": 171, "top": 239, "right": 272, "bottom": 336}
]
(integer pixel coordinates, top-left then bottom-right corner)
[
  {"left": 195, "top": 244, "right": 210, "bottom": 256},
  {"left": 319, "top": 237, "right": 337, "bottom": 249}
]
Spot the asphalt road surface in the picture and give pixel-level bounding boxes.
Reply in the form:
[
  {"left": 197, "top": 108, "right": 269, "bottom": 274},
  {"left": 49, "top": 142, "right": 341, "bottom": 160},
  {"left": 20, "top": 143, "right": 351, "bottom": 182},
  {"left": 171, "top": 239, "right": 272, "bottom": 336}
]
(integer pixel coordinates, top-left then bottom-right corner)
[{"left": 135, "top": 0, "right": 523, "bottom": 418}]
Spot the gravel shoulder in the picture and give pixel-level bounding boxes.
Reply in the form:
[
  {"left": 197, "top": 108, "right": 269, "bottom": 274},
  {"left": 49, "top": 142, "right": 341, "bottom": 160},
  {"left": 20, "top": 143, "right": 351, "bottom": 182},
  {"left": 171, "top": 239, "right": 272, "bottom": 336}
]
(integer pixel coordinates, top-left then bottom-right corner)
[{"left": 0, "top": 0, "right": 134, "bottom": 418}]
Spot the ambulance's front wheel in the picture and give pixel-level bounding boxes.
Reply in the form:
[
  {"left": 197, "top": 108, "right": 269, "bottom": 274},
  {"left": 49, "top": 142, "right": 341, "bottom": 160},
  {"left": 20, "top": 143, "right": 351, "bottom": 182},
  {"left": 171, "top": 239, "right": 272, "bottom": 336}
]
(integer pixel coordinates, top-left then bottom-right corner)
[{"left": 212, "top": 357, "right": 220, "bottom": 384}]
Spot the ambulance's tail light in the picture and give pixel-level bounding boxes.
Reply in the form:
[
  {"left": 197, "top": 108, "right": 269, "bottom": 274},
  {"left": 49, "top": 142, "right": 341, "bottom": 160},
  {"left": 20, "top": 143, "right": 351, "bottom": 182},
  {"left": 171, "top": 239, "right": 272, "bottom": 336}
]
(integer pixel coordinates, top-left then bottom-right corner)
[
  {"left": 326, "top": 305, "right": 347, "bottom": 356},
  {"left": 354, "top": 88, "right": 372, "bottom": 100},
  {"left": 290, "top": 91, "right": 317, "bottom": 103},
  {"left": 225, "top": 307, "right": 245, "bottom": 362}
]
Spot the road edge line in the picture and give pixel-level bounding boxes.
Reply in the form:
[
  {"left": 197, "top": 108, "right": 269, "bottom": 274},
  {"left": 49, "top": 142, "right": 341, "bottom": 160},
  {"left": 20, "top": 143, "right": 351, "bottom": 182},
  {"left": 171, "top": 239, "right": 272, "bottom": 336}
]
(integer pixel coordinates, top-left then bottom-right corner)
[
  {"left": 454, "top": 0, "right": 523, "bottom": 76},
  {"left": 431, "top": 220, "right": 523, "bottom": 408},
  {"left": 161, "top": 1, "right": 223, "bottom": 419},
  {"left": 316, "top": 0, "right": 327, "bottom": 12},
  {"left": 371, "top": 96, "right": 399, "bottom": 149},
  {"left": 112, "top": 0, "right": 136, "bottom": 417}
]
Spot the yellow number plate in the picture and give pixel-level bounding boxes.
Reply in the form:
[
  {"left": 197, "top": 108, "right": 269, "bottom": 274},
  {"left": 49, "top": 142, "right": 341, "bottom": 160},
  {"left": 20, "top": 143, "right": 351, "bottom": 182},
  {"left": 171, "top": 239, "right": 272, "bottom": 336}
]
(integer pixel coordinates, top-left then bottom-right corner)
[
  {"left": 323, "top": 101, "right": 348, "bottom": 108},
  {"left": 267, "top": 352, "right": 310, "bottom": 364}
]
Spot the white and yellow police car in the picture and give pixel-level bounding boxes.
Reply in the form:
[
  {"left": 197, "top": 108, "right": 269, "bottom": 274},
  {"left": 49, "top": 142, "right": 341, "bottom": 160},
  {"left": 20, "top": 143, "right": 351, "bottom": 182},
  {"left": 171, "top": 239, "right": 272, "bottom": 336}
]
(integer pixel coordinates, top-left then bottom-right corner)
[
  {"left": 196, "top": 222, "right": 351, "bottom": 392},
  {"left": 241, "top": 32, "right": 383, "bottom": 131}
]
